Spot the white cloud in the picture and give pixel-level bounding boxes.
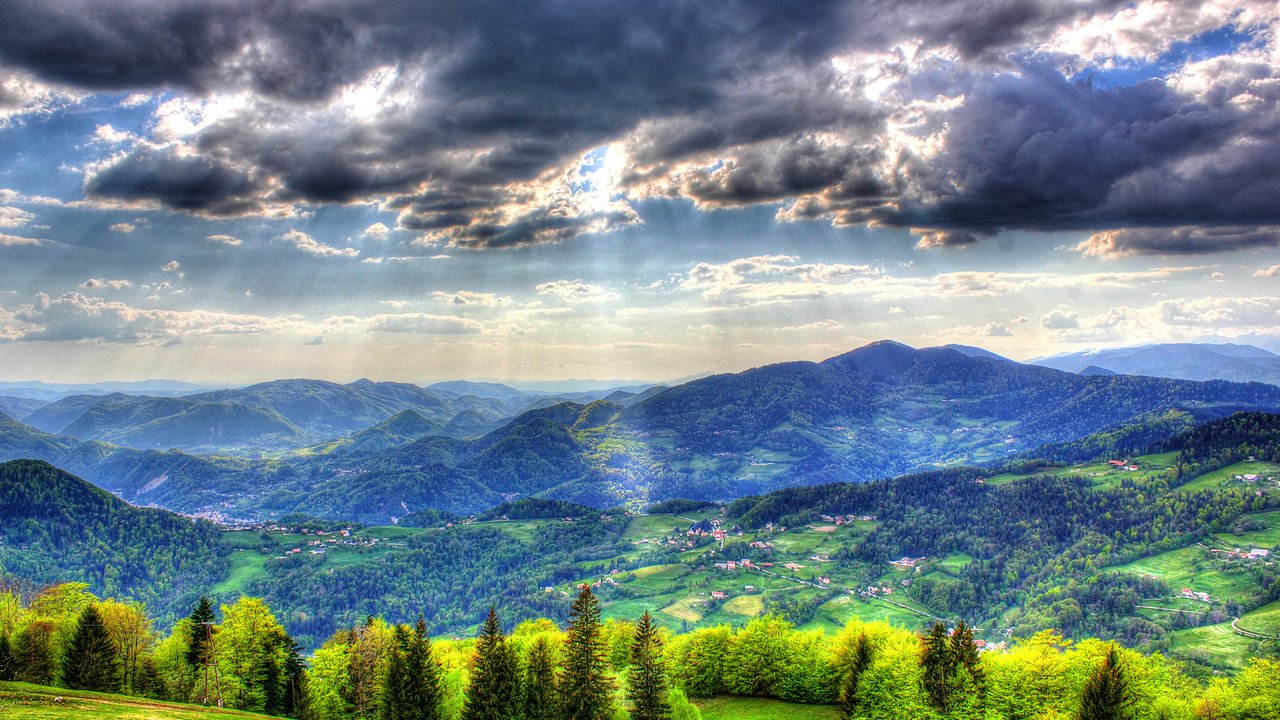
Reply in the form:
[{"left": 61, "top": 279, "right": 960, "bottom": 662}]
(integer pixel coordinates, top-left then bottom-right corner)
[
  {"left": 360, "top": 222, "right": 391, "bottom": 241},
  {"left": 206, "top": 233, "right": 242, "bottom": 246},
  {"left": 1255, "top": 265, "right": 1280, "bottom": 278},
  {"left": 93, "top": 124, "right": 135, "bottom": 145},
  {"left": 1041, "top": 310, "right": 1080, "bottom": 330},
  {"left": 679, "top": 255, "right": 880, "bottom": 303},
  {"left": 367, "top": 313, "right": 483, "bottom": 335},
  {"left": 432, "top": 291, "right": 512, "bottom": 307},
  {"left": 535, "top": 279, "right": 621, "bottom": 304},
  {"left": 162, "top": 260, "right": 181, "bottom": 272},
  {"left": 276, "top": 229, "right": 359, "bottom": 257},
  {"left": 81, "top": 278, "right": 133, "bottom": 290},
  {"left": 0, "top": 205, "right": 34, "bottom": 228},
  {"left": 2, "top": 292, "right": 286, "bottom": 344},
  {"left": 0, "top": 232, "right": 46, "bottom": 246},
  {"left": 109, "top": 222, "right": 136, "bottom": 233}
]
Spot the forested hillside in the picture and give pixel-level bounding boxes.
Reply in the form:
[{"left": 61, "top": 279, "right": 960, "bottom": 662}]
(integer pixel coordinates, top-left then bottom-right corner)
[{"left": 0, "top": 460, "right": 227, "bottom": 620}]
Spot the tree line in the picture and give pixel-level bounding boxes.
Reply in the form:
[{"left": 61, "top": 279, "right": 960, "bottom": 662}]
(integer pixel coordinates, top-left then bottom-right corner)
[{"left": 5, "top": 582, "right": 1280, "bottom": 719}]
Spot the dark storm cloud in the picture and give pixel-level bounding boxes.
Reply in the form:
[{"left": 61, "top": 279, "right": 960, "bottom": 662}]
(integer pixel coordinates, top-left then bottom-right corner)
[
  {"left": 677, "top": 139, "right": 885, "bottom": 207},
  {"left": 808, "top": 57, "right": 1280, "bottom": 249},
  {"left": 83, "top": 145, "right": 263, "bottom": 215},
  {"left": 1, "top": 0, "right": 1275, "bottom": 250}
]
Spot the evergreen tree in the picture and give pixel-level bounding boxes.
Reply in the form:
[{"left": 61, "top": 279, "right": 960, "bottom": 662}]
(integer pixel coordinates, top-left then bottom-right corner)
[
  {"left": 382, "top": 624, "right": 412, "bottom": 720},
  {"left": 560, "top": 585, "right": 615, "bottom": 720},
  {"left": 948, "top": 622, "right": 982, "bottom": 686},
  {"left": 1077, "top": 644, "right": 1132, "bottom": 720},
  {"left": 920, "top": 621, "right": 954, "bottom": 714},
  {"left": 61, "top": 604, "right": 120, "bottom": 692},
  {"left": 0, "top": 633, "right": 14, "bottom": 682},
  {"left": 412, "top": 617, "right": 445, "bottom": 720},
  {"left": 135, "top": 656, "right": 164, "bottom": 699},
  {"left": 839, "top": 631, "right": 874, "bottom": 719},
  {"left": 462, "top": 607, "right": 520, "bottom": 720},
  {"left": 522, "top": 635, "right": 557, "bottom": 720},
  {"left": 283, "top": 638, "right": 308, "bottom": 719},
  {"left": 627, "top": 612, "right": 672, "bottom": 720},
  {"left": 185, "top": 597, "right": 215, "bottom": 668}
]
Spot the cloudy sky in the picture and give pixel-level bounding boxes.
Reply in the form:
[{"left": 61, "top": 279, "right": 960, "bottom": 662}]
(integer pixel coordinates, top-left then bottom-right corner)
[{"left": 1, "top": 0, "right": 1278, "bottom": 383}]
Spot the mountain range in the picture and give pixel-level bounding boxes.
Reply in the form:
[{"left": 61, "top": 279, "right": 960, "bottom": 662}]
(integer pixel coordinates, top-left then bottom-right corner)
[
  {"left": 1034, "top": 342, "right": 1280, "bottom": 386},
  {"left": 4, "top": 340, "right": 1280, "bottom": 524}
]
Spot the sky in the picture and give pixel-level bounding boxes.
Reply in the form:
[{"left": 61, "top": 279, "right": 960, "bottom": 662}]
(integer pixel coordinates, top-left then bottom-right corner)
[{"left": 0, "top": 0, "right": 1278, "bottom": 384}]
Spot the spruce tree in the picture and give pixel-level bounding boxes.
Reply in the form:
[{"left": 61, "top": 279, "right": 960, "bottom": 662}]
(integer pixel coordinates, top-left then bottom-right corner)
[
  {"left": 920, "top": 621, "right": 954, "bottom": 714},
  {"left": 839, "top": 631, "right": 874, "bottom": 719},
  {"left": 627, "top": 611, "right": 672, "bottom": 720},
  {"left": 61, "top": 604, "right": 120, "bottom": 692},
  {"left": 413, "top": 617, "right": 445, "bottom": 720},
  {"left": 1077, "top": 644, "right": 1132, "bottom": 720},
  {"left": 462, "top": 607, "right": 520, "bottom": 720},
  {"left": 186, "top": 597, "right": 215, "bottom": 668},
  {"left": 382, "top": 624, "right": 411, "bottom": 720},
  {"left": 522, "top": 635, "right": 557, "bottom": 720},
  {"left": 560, "top": 585, "right": 615, "bottom": 720},
  {"left": 0, "top": 633, "right": 14, "bottom": 682}
]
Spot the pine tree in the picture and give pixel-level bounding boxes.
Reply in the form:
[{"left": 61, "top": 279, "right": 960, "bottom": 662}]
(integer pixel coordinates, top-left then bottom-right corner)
[
  {"left": 61, "top": 604, "right": 120, "bottom": 692},
  {"left": 560, "top": 585, "right": 616, "bottom": 720},
  {"left": 839, "top": 631, "right": 874, "bottom": 719},
  {"left": 920, "top": 621, "right": 954, "bottom": 714},
  {"left": 1077, "top": 644, "right": 1132, "bottom": 720},
  {"left": 185, "top": 597, "right": 215, "bottom": 668},
  {"left": 627, "top": 611, "right": 672, "bottom": 720},
  {"left": 522, "top": 635, "right": 558, "bottom": 720},
  {"left": 462, "top": 607, "right": 520, "bottom": 720},
  {"left": 0, "top": 633, "right": 14, "bottom": 682}
]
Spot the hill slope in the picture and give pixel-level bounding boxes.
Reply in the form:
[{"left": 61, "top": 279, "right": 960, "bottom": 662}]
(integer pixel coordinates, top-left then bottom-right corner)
[{"left": 0, "top": 459, "right": 228, "bottom": 619}]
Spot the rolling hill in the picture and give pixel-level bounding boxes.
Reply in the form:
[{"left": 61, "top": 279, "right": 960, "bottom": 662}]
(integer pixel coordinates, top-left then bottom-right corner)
[{"left": 5, "top": 341, "right": 1280, "bottom": 524}]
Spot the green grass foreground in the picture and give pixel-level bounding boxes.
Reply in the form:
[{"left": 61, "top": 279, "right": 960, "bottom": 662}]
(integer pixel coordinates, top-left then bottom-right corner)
[
  {"left": 0, "top": 682, "right": 270, "bottom": 720},
  {"left": 694, "top": 695, "right": 841, "bottom": 719},
  {"left": 0, "top": 682, "right": 841, "bottom": 720}
]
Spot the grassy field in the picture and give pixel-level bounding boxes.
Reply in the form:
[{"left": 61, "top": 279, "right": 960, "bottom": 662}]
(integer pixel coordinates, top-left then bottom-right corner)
[
  {"left": 1236, "top": 599, "right": 1280, "bottom": 637},
  {"left": 694, "top": 696, "right": 841, "bottom": 720},
  {"left": 1108, "top": 545, "right": 1261, "bottom": 604},
  {"left": 0, "top": 682, "right": 268, "bottom": 720},
  {"left": 1169, "top": 623, "right": 1260, "bottom": 671},
  {"left": 1214, "top": 509, "right": 1280, "bottom": 549},
  {"left": 210, "top": 549, "right": 268, "bottom": 595},
  {"left": 1178, "top": 461, "right": 1280, "bottom": 494},
  {"left": 985, "top": 451, "right": 1180, "bottom": 489}
]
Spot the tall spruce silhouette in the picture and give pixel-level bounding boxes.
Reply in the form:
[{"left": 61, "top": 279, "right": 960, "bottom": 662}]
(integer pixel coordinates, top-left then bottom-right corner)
[
  {"left": 413, "top": 616, "right": 445, "bottom": 720},
  {"left": 522, "top": 635, "right": 557, "bottom": 720},
  {"left": 461, "top": 607, "right": 519, "bottom": 720},
  {"left": 839, "top": 631, "right": 875, "bottom": 719},
  {"left": 560, "top": 585, "right": 615, "bottom": 720},
  {"left": 1078, "top": 644, "right": 1132, "bottom": 720},
  {"left": 61, "top": 604, "right": 119, "bottom": 691},
  {"left": 185, "top": 597, "right": 215, "bottom": 668},
  {"left": 627, "top": 611, "right": 672, "bottom": 720}
]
